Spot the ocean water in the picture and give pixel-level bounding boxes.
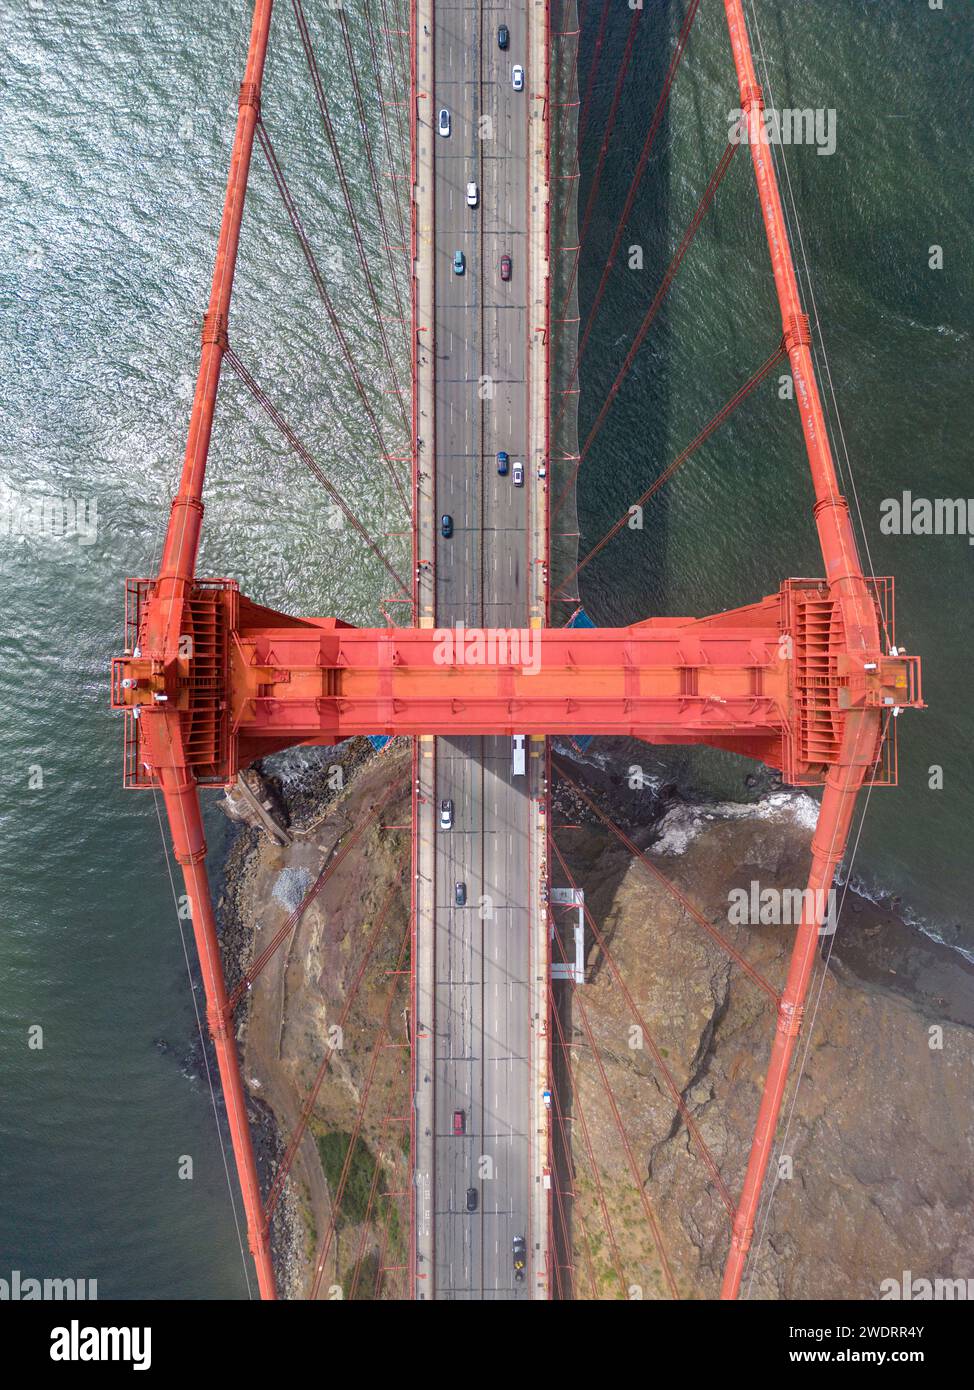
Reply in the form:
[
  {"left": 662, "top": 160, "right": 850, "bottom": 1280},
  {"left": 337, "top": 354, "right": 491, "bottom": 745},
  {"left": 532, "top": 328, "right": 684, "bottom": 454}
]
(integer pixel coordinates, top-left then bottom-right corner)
[
  {"left": 566, "top": 0, "right": 974, "bottom": 952},
  {"left": 0, "top": 0, "right": 970, "bottom": 1299},
  {"left": 0, "top": 0, "right": 408, "bottom": 1298}
]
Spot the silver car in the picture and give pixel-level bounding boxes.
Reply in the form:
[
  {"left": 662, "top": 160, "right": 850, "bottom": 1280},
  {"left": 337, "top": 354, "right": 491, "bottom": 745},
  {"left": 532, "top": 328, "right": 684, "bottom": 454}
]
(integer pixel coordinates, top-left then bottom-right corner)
[{"left": 438, "top": 107, "right": 451, "bottom": 137}]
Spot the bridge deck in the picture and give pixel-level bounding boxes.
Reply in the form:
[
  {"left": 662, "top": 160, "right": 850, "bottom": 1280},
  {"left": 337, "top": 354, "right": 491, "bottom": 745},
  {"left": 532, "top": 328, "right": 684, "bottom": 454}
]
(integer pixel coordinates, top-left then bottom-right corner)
[{"left": 413, "top": 0, "right": 550, "bottom": 1299}]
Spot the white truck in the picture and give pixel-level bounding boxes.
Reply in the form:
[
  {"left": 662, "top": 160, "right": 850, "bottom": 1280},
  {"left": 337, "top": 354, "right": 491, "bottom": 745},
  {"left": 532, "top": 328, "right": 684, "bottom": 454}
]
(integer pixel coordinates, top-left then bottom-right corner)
[{"left": 512, "top": 734, "right": 526, "bottom": 777}]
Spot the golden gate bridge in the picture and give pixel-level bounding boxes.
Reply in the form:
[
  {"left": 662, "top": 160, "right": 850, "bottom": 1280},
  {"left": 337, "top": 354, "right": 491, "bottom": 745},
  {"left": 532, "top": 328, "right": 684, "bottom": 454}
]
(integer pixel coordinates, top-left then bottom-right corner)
[{"left": 111, "top": 0, "right": 923, "bottom": 1299}]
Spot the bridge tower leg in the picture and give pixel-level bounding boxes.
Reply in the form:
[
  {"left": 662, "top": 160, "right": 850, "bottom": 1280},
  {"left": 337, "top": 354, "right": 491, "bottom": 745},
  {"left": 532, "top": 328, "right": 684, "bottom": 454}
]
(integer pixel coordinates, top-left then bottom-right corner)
[
  {"left": 147, "top": 0, "right": 277, "bottom": 1299},
  {"left": 720, "top": 0, "right": 882, "bottom": 1299}
]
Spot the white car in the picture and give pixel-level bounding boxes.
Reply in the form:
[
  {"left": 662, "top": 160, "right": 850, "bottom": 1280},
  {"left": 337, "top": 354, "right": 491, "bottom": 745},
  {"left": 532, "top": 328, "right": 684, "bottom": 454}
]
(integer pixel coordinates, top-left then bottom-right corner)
[
  {"left": 513, "top": 463, "right": 524, "bottom": 487},
  {"left": 439, "top": 798, "right": 454, "bottom": 830},
  {"left": 466, "top": 181, "right": 479, "bottom": 208},
  {"left": 438, "top": 107, "right": 451, "bottom": 137},
  {"left": 538, "top": 462, "right": 547, "bottom": 479},
  {"left": 512, "top": 65, "right": 524, "bottom": 91}
]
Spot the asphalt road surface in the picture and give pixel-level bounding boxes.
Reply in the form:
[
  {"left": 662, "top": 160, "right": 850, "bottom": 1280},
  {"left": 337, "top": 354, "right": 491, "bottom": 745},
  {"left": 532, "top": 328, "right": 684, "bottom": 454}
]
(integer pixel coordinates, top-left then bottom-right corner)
[{"left": 432, "top": 2, "right": 533, "bottom": 1299}]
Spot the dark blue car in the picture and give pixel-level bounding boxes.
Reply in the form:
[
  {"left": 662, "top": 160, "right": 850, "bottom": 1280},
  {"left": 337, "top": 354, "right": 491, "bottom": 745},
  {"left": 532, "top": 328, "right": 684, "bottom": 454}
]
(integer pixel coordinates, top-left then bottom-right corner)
[
  {"left": 498, "top": 24, "right": 509, "bottom": 50},
  {"left": 497, "top": 451, "right": 509, "bottom": 476},
  {"left": 441, "top": 514, "right": 453, "bottom": 538}
]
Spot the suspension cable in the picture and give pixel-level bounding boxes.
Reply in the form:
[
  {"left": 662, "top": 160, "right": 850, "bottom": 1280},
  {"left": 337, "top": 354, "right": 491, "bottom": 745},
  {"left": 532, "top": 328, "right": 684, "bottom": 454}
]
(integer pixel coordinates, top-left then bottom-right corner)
[
  {"left": 548, "top": 820, "right": 738, "bottom": 1214},
  {"left": 554, "top": 0, "right": 702, "bottom": 435},
  {"left": 309, "top": 916, "right": 411, "bottom": 1298},
  {"left": 544, "top": 995, "right": 599, "bottom": 1298},
  {"left": 363, "top": 0, "right": 409, "bottom": 262},
  {"left": 552, "top": 135, "right": 741, "bottom": 523},
  {"left": 291, "top": 0, "right": 411, "bottom": 419},
  {"left": 346, "top": 1076, "right": 404, "bottom": 1299},
  {"left": 546, "top": 956, "right": 628, "bottom": 1297},
  {"left": 547, "top": 879, "right": 679, "bottom": 1298},
  {"left": 255, "top": 120, "right": 410, "bottom": 514},
  {"left": 265, "top": 867, "right": 406, "bottom": 1216},
  {"left": 556, "top": 6, "right": 643, "bottom": 330},
  {"left": 231, "top": 778, "right": 408, "bottom": 1008},
  {"left": 554, "top": 0, "right": 607, "bottom": 251},
  {"left": 378, "top": 0, "right": 411, "bottom": 190},
  {"left": 334, "top": 5, "right": 411, "bottom": 336},
  {"left": 556, "top": 762, "right": 779, "bottom": 1005},
  {"left": 554, "top": 341, "right": 787, "bottom": 599},
  {"left": 225, "top": 349, "right": 410, "bottom": 600}
]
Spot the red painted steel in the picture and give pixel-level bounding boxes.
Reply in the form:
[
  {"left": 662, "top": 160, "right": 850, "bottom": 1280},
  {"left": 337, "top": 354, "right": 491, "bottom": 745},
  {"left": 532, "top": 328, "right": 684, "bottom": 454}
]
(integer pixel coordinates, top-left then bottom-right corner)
[
  {"left": 717, "top": 0, "right": 903, "bottom": 1299},
  {"left": 115, "top": 582, "right": 919, "bottom": 783},
  {"left": 110, "top": 0, "right": 927, "bottom": 1302},
  {"left": 133, "top": 0, "right": 277, "bottom": 1299}
]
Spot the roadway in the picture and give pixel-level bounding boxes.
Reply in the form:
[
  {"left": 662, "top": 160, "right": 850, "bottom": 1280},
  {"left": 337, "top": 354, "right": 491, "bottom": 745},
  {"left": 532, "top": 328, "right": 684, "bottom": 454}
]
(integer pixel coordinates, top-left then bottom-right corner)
[{"left": 431, "top": 1, "right": 533, "bottom": 1299}]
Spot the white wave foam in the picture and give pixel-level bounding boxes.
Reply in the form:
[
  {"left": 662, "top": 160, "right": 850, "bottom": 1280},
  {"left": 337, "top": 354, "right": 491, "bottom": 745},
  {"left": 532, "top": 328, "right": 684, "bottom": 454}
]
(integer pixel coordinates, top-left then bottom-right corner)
[{"left": 652, "top": 788, "right": 821, "bottom": 856}]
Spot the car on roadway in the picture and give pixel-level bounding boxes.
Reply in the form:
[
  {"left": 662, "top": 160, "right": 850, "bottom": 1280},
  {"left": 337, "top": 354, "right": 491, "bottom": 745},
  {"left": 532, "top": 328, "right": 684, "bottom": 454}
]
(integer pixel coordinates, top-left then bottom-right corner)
[
  {"left": 453, "top": 249, "right": 465, "bottom": 276},
  {"left": 441, "top": 513, "right": 453, "bottom": 538},
  {"left": 512, "top": 64, "right": 524, "bottom": 91},
  {"left": 498, "top": 24, "right": 509, "bottom": 50},
  {"left": 466, "top": 1187, "right": 478, "bottom": 1212},
  {"left": 466, "top": 181, "right": 479, "bottom": 208},
  {"left": 440, "top": 798, "right": 454, "bottom": 830},
  {"left": 455, "top": 881, "right": 467, "bottom": 907},
  {"left": 500, "top": 254, "right": 512, "bottom": 281},
  {"left": 453, "top": 1109, "right": 466, "bottom": 1136},
  {"left": 497, "top": 450, "right": 509, "bottom": 475},
  {"left": 512, "top": 463, "right": 523, "bottom": 487},
  {"left": 513, "top": 1234, "right": 526, "bottom": 1282},
  {"left": 438, "top": 107, "right": 451, "bottom": 137}
]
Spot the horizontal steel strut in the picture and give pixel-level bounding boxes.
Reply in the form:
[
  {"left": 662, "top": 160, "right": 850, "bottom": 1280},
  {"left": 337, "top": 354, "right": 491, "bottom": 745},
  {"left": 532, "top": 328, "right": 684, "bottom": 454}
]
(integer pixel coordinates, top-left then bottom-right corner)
[{"left": 113, "top": 581, "right": 919, "bottom": 784}]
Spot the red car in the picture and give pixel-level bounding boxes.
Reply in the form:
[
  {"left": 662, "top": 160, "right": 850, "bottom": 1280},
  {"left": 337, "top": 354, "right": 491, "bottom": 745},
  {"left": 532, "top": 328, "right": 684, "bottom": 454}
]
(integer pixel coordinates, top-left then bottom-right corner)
[
  {"left": 453, "top": 1109, "right": 466, "bottom": 1136},
  {"left": 500, "top": 254, "right": 512, "bottom": 282}
]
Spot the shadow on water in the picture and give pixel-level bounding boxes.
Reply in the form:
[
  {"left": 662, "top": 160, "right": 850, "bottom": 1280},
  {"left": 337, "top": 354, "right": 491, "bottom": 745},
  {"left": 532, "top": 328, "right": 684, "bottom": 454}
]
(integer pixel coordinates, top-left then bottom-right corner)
[{"left": 574, "top": 0, "right": 674, "bottom": 628}]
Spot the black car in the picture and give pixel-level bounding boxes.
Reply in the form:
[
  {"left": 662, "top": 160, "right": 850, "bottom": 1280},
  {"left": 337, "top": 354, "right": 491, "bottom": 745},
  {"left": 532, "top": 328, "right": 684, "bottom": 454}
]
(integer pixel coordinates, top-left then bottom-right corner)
[
  {"left": 466, "top": 1187, "right": 478, "bottom": 1212},
  {"left": 513, "top": 1234, "right": 526, "bottom": 1282},
  {"left": 455, "top": 881, "right": 467, "bottom": 906},
  {"left": 498, "top": 24, "right": 509, "bottom": 50},
  {"left": 441, "top": 513, "right": 453, "bottom": 538}
]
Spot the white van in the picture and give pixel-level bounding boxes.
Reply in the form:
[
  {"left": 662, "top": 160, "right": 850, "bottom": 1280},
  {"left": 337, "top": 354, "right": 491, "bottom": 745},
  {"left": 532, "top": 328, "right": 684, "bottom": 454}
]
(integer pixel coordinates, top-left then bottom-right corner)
[{"left": 512, "top": 734, "right": 526, "bottom": 777}]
